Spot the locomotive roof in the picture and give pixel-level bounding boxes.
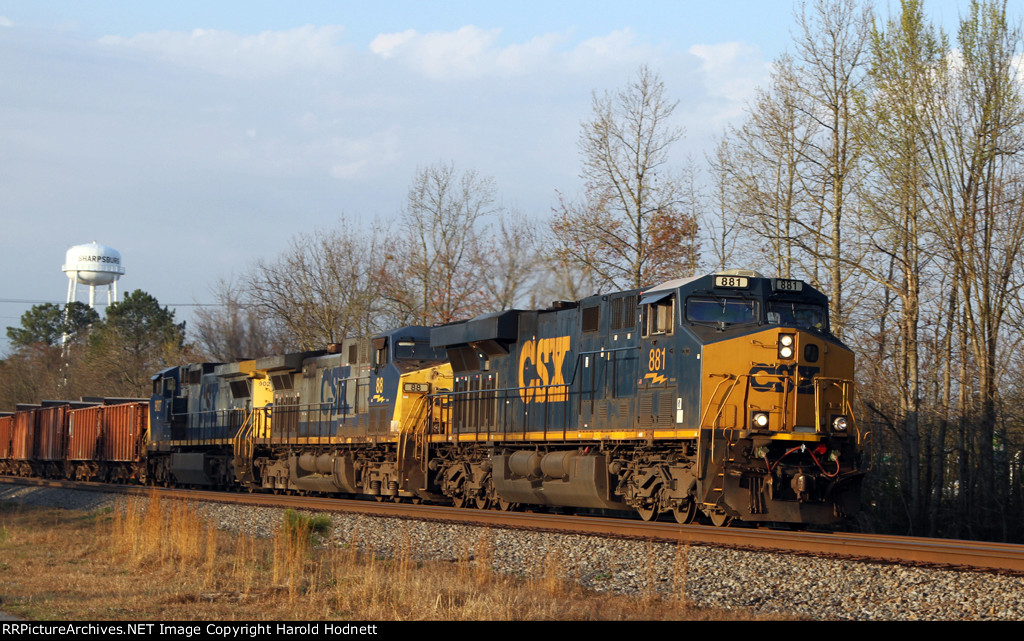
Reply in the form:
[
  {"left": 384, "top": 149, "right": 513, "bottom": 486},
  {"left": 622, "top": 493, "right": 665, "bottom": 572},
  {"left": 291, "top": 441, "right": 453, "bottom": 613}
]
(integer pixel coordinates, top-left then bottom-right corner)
[
  {"left": 647, "top": 271, "right": 828, "bottom": 304},
  {"left": 642, "top": 274, "right": 703, "bottom": 295}
]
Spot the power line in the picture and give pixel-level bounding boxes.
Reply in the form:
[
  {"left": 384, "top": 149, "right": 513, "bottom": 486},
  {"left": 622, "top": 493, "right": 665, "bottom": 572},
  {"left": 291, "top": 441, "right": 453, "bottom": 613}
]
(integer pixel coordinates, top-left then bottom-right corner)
[{"left": 0, "top": 299, "right": 223, "bottom": 307}]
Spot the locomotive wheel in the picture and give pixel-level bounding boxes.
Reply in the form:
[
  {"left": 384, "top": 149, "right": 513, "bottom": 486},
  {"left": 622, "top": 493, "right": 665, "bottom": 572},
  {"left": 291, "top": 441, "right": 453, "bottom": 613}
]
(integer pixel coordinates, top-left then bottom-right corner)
[
  {"left": 636, "top": 504, "right": 659, "bottom": 521},
  {"left": 496, "top": 497, "right": 517, "bottom": 511},
  {"left": 672, "top": 501, "right": 697, "bottom": 525},
  {"left": 474, "top": 496, "right": 491, "bottom": 510},
  {"left": 709, "top": 509, "right": 733, "bottom": 527},
  {"left": 452, "top": 494, "right": 467, "bottom": 508}
]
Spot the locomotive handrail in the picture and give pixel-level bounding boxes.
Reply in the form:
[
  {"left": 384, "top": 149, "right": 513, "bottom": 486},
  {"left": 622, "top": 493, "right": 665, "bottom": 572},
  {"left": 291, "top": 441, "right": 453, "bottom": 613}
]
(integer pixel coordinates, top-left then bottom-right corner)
[
  {"left": 848, "top": 384, "right": 871, "bottom": 460},
  {"left": 812, "top": 377, "right": 856, "bottom": 438},
  {"left": 700, "top": 371, "right": 859, "bottom": 438},
  {"left": 569, "top": 345, "right": 639, "bottom": 387},
  {"left": 405, "top": 343, "right": 644, "bottom": 442},
  {"left": 699, "top": 374, "right": 742, "bottom": 431},
  {"left": 433, "top": 382, "right": 570, "bottom": 438},
  {"left": 168, "top": 407, "right": 248, "bottom": 444},
  {"left": 698, "top": 374, "right": 747, "bottom": 472},
  {"left": 231, "top": 409, "right": 255, "bottom": 484},
  {"left": 396, "top": 393, "right": 430, "bottom": 476},
  {"left": 432, "top": 345, "right": 643, "bottom": 440}
]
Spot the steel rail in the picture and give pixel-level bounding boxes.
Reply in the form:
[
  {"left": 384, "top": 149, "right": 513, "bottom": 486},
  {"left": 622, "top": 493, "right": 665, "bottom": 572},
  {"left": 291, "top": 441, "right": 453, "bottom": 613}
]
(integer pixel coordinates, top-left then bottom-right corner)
[{"left": 5, "top": 476, "right": 1023, "bottom": 574}]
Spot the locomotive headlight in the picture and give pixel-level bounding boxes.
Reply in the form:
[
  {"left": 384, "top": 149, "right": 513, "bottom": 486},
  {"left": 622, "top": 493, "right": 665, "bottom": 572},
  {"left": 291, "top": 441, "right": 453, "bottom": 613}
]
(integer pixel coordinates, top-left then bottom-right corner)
[
  {"left": 778, "top": 334, "right": 795, "bottom": 360},
  {"left": 751, "top": 411, "right": 770, "bottom": 429},
  {"left": 832, "top": 415, "right": 848, "bottom": 431}
]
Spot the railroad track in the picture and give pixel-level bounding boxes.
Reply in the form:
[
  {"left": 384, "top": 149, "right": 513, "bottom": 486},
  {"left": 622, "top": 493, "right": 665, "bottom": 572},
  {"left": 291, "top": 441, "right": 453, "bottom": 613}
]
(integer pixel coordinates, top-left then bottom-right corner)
[{"left": 5, "top": 476, "right": 1023, "bottom": 575}]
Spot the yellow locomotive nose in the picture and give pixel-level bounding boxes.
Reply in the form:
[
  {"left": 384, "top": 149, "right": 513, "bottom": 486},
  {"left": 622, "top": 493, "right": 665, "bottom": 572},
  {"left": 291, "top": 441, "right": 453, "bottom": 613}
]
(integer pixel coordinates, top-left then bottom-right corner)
[{"left": 700, "top": 327, "right": 855, "bottom": 437}]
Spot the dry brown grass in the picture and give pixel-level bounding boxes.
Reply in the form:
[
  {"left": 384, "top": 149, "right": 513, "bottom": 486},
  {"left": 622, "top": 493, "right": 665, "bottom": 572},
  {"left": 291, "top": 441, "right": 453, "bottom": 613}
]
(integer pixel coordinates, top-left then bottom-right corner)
[{"left": 0, "top": 495, "right": 783, "bottom": 621}]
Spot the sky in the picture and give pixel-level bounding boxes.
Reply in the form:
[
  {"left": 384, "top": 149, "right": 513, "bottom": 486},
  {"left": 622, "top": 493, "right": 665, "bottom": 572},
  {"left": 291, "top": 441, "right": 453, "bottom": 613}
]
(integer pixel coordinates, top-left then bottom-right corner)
[{"left": 0, "top": 0, "right": 997, "bottom": 350}]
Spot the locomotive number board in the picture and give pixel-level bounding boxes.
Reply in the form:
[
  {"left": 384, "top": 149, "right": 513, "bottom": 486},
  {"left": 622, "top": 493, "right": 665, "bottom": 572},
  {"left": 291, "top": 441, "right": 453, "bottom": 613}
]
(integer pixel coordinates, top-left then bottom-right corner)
[
  {"left": 772, "top": 279, "right": 804, "bottom": 292},
  {"left": 714, "top": 275, "right": 749, "bottom": 289}
]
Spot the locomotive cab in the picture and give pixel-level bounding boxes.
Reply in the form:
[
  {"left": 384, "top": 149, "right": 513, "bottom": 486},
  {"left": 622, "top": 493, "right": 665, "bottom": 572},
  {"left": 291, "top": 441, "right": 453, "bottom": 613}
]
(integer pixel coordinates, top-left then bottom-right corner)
[
  {"left": 368, "top": 327, "right": 448, "bottom": 435},
  {"left": 675, "top": 271, "right": 863, "bottom": 524},
  {"left": 424, "top": 269, "right": 864, "bottom": 527},
  {"left": 149, "top": 367, "right": 185, "bottom": 445}
]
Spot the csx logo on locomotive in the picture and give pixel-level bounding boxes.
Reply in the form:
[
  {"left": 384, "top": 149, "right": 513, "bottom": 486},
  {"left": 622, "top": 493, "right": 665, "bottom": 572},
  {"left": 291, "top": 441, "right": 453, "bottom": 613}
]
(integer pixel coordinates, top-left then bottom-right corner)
[
  {"left": 517, "top": 336, "right": 570, "bottom": 403},
  {"left": 749, "top": 363, "right": 821, "bottom": 394}
]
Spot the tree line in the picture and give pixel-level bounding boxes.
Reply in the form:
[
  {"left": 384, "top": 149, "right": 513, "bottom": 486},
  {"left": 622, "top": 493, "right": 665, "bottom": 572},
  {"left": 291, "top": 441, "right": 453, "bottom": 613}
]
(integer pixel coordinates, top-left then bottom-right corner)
[
  {"left": 3, "top": 0, "right": 1023, "bottom": 543},
  {"left": 0, "top": 291, "right": 192, "bottom": 405},
  {"left": 190, "top": 62, "right": 704, "bottom": 360},
  {"left": 710, "top": 0, "right": 1024, "bottom": 542}
]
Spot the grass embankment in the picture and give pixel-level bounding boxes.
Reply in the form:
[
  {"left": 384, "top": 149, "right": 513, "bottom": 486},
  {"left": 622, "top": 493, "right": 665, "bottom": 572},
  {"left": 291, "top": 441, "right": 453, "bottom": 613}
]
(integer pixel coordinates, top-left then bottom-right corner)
[{"left": 0, "top": 494, "right": 761, "bottom": 620}]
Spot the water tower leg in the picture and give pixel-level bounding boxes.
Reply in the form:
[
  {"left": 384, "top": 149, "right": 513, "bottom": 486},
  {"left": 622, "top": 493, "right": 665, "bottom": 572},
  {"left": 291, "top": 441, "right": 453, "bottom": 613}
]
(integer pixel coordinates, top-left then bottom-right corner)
[{"left": 61, "top": 273, "right": 77, "bottom": 350}]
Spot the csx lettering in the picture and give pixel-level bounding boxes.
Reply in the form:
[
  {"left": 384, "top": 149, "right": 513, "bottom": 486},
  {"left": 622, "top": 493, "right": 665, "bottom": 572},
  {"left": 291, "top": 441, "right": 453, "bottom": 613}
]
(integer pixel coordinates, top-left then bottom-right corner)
[
  {"left": 201, "top": 382, "right": 218, "bottom": 412},
  {"left": 320, "top": 369, "right": 349, "bottom": 413},
  {"left": 748, "top": 364, "right": 820, "bottom": 394},
  {"left": 518, "top": 336, "right": 571, "bottom": 403}
]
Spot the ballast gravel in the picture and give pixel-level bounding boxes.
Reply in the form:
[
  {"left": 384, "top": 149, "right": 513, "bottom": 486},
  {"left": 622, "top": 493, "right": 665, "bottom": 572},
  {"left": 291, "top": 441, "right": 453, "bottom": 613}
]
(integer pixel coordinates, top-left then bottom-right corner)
[{"left": 2, "top": 483, "right": 1023, "bottom": 621}]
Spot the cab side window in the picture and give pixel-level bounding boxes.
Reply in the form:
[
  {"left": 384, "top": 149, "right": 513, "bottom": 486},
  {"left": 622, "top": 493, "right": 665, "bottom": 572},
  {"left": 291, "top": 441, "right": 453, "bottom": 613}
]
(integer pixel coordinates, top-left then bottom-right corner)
[
  {"left": 372, "top": 337, "right": 389, "bottom": 370},
  {"left": 643, "top": 296, "right": 674, "bottom": 336}
]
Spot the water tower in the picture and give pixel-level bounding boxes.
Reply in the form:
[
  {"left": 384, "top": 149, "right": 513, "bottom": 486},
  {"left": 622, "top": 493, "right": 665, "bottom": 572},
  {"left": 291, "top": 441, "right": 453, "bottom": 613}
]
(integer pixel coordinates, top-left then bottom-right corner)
[{"left": 62, "top": 241, "right": 125, "bottom": 309}]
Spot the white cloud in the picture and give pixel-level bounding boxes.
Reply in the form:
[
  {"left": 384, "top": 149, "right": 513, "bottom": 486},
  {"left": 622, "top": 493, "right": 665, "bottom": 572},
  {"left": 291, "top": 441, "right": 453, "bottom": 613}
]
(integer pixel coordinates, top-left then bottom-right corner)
[
  {"left": 0, "top": 16, "right": 13, "bottom": 28},
  {"left": 494, "top": 33, "right": 567, "bottom": 75},
  {"left": 689, "top": 42, "right": 768, "bottom": 103},
  {"left": 368, "top": 29, "right": 417, "bottom": 59},
  {"left": 367, "top": 26, "right": 659, "bottom": 80},
  {"left": 369, "top": 25, "right": 502, "bottom": 79},
  {"left": 97, "top": 24, "right": 348, "bottom": 77},
  {"left": 563, "top": 28, "right": 648, "bottom": 70},
  {"left": 328, "top": 128, "right": 403, "bottom": 180}
]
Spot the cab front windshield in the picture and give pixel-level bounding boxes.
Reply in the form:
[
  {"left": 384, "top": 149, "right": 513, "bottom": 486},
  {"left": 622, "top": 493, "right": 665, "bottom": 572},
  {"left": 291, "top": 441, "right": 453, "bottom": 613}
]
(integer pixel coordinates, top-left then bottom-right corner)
[
  {"left": 767, "top": 301, "right": 827, "bottom": 332},
  {"left": 393, "top": 339, "right": 446, "bottom": 371},
  {"left": 686, "top": 297, "right": 759, "bottom": 327}
]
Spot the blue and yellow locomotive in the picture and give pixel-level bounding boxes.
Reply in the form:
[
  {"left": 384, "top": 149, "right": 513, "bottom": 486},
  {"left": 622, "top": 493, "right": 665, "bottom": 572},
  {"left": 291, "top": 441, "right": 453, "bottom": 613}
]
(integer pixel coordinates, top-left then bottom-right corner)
[{"left": 147, "top": 270, "right": 864, "bottom": 526}]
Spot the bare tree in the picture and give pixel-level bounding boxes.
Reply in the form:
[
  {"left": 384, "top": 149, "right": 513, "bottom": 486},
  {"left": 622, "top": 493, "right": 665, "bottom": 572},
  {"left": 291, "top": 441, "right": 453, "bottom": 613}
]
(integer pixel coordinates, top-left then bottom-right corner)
[
  {"left": 473, "top": 209, "right": 540, "bottom": 310},
  {"left": 791, "top": 0, "right": 873, "bottom": 335},
  {"left": 384, "top": 161, "right": 496, "bottom": 325},
  {"left": 858, "top": 0, "right": 946, "bottom": 533},
  {"left": 721, "top": 0, "right": 871, "bottom": 335},
  {"left": 192, "top": 276, "right": 279, "bottom": 361},
  {"left": 703, "top": 139, "right": 742, "bottom": 272},
  {"left": 530, "top": 247, "right": 603, "bottom": 306},
  {"left": 246, "top": 218, "right": 384, "bottom": 351},
  {"left": 551, "top": 65, "right": 700, "bottom": 291},
  {"left": 715, "top": 54, "right": 816, "bottom": 278},
  {"left": 921, "top": 0, "right": 1024, "bottom": 538}
]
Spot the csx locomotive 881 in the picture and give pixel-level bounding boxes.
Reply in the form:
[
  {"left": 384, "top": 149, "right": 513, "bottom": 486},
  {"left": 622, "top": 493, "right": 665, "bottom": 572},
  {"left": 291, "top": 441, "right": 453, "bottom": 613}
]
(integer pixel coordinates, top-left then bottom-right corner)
[{"left": 141, "top": 269, "right": 863, "bottom": 527}]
